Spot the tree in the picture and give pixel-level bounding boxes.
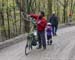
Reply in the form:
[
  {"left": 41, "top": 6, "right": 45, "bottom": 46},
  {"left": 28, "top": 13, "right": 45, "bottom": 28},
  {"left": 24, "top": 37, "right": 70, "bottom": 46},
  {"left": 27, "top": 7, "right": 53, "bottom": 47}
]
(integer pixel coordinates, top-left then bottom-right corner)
[
  {"left": 0, "top": 0, "right": 7, "bottom": 41},
  {"left": 47, "top": 0, "right": 52, "bottom": 19},
  {"left": 16, "top": 0, "right": 33, "bottom": 33}
]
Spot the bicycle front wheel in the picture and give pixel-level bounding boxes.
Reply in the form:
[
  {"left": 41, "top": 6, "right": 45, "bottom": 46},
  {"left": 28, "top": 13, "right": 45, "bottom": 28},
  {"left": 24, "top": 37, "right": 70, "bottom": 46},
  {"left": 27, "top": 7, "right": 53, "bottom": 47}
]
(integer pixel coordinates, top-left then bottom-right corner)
[{"left": 25, "top": 44, "right": 32, "bottom": 55}]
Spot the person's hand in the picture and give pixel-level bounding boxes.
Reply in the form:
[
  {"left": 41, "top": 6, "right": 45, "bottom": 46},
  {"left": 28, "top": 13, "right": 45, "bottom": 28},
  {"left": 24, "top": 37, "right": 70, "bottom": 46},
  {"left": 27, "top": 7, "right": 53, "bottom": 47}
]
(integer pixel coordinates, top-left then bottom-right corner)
[
  {"left": 37, "top": 21, "right": 41, "bottom": 24},
  {"left": 27, "top": 15, "right": 30, "bottom": 17}
]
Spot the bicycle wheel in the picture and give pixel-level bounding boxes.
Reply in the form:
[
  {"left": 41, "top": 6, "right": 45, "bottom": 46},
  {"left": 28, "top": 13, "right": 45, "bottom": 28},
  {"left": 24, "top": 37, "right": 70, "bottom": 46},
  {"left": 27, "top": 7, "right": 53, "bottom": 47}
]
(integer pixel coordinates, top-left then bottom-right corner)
[
  {"left": 25, "top": 43, "right": 32, "bottom": 55},
  {"left": 25, "top": 33, "right": 34, "bottom": 55},
  {"left": 25, "top": 45, "right": 31, "bottom": 55}
]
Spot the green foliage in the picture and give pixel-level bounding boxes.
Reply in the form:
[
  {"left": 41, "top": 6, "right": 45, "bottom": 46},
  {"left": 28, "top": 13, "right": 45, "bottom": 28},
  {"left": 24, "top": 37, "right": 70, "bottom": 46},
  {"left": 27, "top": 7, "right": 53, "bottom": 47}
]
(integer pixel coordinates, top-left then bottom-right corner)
[
  {"left": 0, "top": 0, "right": 16, "bottom": 10},
  {"left": 0, "top": 0, "right": 75, "bottom": 41}
]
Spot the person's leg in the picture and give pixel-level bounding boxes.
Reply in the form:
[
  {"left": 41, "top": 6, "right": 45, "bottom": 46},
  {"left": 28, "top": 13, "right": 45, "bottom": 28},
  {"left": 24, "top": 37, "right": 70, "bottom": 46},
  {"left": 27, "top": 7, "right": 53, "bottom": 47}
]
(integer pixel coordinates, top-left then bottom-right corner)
[
  {"left": 37, "top": 32, "right": 42, "bottom": 49},
  {"left": 47, "top": 35, "right": 52, "bottom": 45},
  {"left": 40, "top": 31, "right": 46, "bottom": 49},
  {"left": 55, "top": 25, "right": 58, "bottom": 35},
  {"left": 49, "top": 35, "right": 52, "bottom": 45}
]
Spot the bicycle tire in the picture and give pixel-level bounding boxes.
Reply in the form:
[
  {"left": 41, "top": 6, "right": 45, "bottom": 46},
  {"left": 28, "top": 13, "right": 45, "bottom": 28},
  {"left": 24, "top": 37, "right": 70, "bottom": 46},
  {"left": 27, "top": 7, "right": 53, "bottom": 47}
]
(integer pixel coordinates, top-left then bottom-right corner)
[{"left": 25, "top": 44, "right": 32, "bottom": 56}]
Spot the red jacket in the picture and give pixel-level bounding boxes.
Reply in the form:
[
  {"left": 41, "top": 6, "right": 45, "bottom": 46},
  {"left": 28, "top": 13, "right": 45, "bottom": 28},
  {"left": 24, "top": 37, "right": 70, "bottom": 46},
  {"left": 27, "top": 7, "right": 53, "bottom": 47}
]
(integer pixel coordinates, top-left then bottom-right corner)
[{"left": 30, "top": 14, "right": 47, "bottom": 32}]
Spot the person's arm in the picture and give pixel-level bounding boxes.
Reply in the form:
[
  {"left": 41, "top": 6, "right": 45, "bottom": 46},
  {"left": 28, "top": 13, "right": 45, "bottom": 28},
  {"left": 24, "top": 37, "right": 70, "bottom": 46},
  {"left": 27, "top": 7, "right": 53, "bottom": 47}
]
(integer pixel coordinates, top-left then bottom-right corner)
[
  {"left": 49, "top": 16, "right": 52, "bottom": 23},
  {"left": 56, "top": 16, "right": 59, "bottom": 25},
  {"left": 51, "top": 26, "right": 53, "bottom": 36},
  {"left": 39, "top": 18, "right": 47, "bottom": 28},
  {"left": 30, "top": 14, "right": 39, "bottom": 20}
]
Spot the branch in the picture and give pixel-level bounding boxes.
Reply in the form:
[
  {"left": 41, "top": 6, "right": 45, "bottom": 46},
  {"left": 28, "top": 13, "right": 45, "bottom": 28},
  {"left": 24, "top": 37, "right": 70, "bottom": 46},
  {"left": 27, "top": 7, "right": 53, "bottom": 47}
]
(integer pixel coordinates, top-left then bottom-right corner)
[
  {"left": 56, "top": 0, "right": 64, "bottom": 7},
  {"left": 21, "top": 12, "right": 32, "bottom": 22}
]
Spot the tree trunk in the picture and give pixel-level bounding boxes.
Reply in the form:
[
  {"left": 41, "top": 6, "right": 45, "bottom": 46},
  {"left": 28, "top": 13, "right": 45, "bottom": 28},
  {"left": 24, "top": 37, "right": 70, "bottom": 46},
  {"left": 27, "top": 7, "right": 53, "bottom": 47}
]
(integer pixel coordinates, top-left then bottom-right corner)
[
  {"left": 47, "top": 0, "right": 52, "bottom": 19},
  {"left": 16, "top": 0, "right": 33, "bottom": 33},
  {"left": 0, "top": 11, "right": 7, "bottom": 41},
  {"left": 63, "top": 0, "right": 68, "bottom": 23},
  {"left": 0, "top": 1, "right": 7, "bottom": 41}
]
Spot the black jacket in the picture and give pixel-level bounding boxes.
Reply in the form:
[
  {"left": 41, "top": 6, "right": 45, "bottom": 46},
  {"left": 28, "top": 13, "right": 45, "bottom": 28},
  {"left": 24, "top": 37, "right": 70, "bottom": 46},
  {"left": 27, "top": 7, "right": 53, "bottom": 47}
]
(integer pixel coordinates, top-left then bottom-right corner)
[{"left": 49, "top": 15, "right": 58, "bottom": 25}]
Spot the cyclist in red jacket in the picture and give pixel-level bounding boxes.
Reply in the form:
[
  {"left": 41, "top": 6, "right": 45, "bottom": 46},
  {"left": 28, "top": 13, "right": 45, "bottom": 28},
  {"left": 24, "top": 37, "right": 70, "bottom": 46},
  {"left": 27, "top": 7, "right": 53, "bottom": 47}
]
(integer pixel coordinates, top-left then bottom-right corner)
[{"left": 29, "top": 11, "right": 47, "bottom": 49}]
